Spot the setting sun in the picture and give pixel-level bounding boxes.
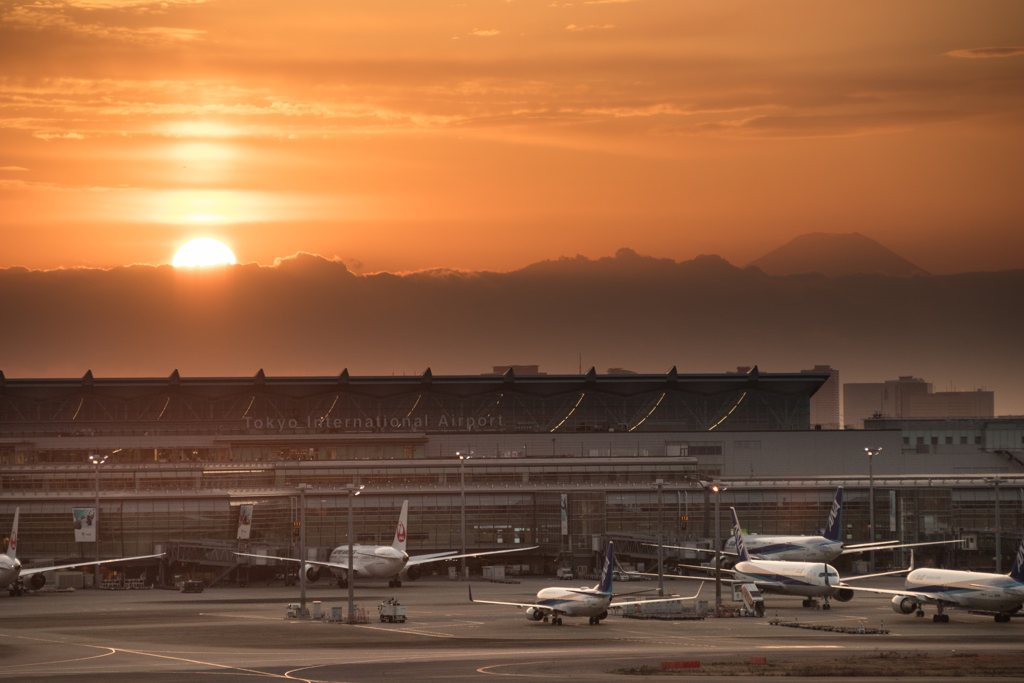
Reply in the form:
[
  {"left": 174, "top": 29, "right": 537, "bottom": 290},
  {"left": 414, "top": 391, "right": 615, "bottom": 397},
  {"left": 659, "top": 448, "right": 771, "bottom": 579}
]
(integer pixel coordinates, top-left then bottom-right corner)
[{"left": 172, "top": 238, "right": 237, "bottom": 267}]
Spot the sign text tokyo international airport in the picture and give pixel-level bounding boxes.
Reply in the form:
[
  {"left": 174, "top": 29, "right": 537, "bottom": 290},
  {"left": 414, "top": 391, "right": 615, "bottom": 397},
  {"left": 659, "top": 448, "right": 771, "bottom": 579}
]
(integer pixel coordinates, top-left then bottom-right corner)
[{"left": 243, "top": 414, "right": 505, "bottom": 433}]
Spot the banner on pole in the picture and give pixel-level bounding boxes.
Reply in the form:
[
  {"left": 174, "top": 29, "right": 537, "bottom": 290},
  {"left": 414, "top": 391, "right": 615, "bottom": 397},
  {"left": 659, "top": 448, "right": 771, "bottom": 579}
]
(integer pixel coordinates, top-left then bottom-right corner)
[
  {"left": 73, "top": 507, "right": 97, "bottom": 543},
  {"left": 237, "top": 504, "right": 253, "bottom": 540},
  {"left": 560, "top": 494, "right": 568, "bottom": 535}
]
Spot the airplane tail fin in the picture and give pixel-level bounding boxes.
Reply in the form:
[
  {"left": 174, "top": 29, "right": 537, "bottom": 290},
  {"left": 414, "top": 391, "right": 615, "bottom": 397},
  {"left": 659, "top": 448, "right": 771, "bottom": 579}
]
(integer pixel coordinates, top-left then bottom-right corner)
[
  {"left": 596, "top": 542, "right": 615, "bottom": 594},
  {"left": 391, "top": 500, "right": 409, "bottom": 553},
  {"left": 4, "top": 508, "right": 18, "bottom": 560},
  {"left": 730, "top": 508, "right": 751, "bottom": 563},
  {"left": 1009, "top": 538, "right": 1024, "bottom": 582},
  {"left": 824, "top": 487, "right": 843, "bottom": 542}
]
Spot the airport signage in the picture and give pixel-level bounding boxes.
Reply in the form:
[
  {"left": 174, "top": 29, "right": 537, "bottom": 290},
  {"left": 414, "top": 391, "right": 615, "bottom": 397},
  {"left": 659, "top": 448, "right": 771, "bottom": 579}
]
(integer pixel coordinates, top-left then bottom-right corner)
[
  {"left": 73, "top": 507, "right": 96, "bottom": 543},
  {"left": 242, "top": 414, "right": 507, "bottom": 433}
]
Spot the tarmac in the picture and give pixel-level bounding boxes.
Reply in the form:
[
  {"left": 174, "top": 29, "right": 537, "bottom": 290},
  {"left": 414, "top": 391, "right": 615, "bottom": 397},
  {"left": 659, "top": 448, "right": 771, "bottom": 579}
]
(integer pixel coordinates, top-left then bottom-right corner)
[{"left": 1, "top": 575, "right": 1021, "bottom": 682}]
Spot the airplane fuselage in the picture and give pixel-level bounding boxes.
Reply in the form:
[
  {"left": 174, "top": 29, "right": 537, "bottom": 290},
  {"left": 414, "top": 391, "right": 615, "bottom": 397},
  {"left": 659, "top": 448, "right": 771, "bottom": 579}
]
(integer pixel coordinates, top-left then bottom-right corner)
[
  {"left": 326, "top": 545, "right": 408, "bottom": 580},
  {"left": 724, "top": 536, "right": 843, "bottom": 563},
  {"left": 732, "top": 559, "right": 841, "bottom": 598},
  {"left": 534, "top": 587, "right": 612, "bottom": 618},
  {"left": 0, "top": 557, "right": 22, "bottom": 587},
  {"left": 905, "top": 568, "right": 1024, "bottom": 613}
]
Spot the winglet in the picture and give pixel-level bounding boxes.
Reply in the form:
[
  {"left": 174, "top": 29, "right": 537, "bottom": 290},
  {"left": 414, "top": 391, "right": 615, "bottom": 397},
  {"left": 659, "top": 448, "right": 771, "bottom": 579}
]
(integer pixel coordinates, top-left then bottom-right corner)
[
  {"left": 729, "top": 508, "right": 750, "bottom": 563},
  {"left": 824, "top": 487, "right": 843, "bottom": 542}
]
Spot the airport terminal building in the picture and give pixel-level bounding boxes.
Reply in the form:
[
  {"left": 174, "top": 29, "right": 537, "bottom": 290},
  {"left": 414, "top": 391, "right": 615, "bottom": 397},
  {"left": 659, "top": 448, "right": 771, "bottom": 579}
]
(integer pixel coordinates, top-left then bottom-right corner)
[{"left": 2, "top": 368, "right": 1023, "bottom": 583}]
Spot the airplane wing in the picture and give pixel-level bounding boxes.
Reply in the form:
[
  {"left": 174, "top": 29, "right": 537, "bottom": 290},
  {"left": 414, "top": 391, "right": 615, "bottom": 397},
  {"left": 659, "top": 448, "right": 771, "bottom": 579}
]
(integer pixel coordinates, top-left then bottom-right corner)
[
  {"left": 652, "top": 544, "right": 739, "bottom": 558},
  {"left": 234, "top": 552, "right": 350, "bottom": 572},
  {"left": 19, "top": 553, "right": 164, "bottom": 577},
  {"left": 840, "top": 567, "right": 913, "bottom": 582},
  {"left": 841, "top": 539, "right": 964, "bottom": 555},
  {"left": 611, "top": 582, "right": 704, "bottom": 607},
  {"left": 467, "top": 585, "right": 567, "bottom": 614},
  {"left": 629, "top": 571, "right": 739, "bottom": 585},
  {"left": 673, "top": 562, "right": 737, "bottom": 576},
  {"left": 840, "top": 584, "right": 949, "bottom": 604},
  {"left": 407, "top": 546, "right": 539, "bottom": 567}
]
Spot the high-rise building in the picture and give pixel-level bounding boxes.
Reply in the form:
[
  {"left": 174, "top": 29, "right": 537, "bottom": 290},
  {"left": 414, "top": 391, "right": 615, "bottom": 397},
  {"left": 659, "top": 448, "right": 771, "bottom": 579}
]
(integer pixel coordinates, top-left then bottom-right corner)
[
  {"left": 802, "top": 365, "right": 840, "bottom": 429},
  {"left": 844, "top": 375, "right": 994, "bottom": 428}
]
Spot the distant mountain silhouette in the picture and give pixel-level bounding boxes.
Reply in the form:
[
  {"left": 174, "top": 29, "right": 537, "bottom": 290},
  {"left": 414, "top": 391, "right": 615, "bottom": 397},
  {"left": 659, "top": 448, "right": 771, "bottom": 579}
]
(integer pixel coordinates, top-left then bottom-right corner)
[
  {"left": 1, "top": 248, "right": 1021, "bottom": 413},
  {"left": 748, "top": 233, "right": 929, "bottom": 277}
]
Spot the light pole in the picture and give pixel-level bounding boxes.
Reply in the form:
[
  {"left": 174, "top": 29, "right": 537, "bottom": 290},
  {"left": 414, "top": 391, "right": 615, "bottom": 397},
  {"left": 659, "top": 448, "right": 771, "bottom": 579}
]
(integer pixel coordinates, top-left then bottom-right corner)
[
  {"left": 345, "top": 483, "right": 364, "bottom": 623},
  {"left": 865, "top": 447, "right": 882, "bottom": 573},
  {"left": 459, "top": 452, "right": 472, "bottom": 579},
  {"left": 297, "top": 483, "right": 310, "bottom": 617},
  {"left": 712, "top": 483, "right": 726, "bottom": 614},
  {"left": 88, "top": 454, "right": 108, "bottom": 588},
  {"left": 986, "top": 477, "right": 1003, "bottom": 573},
  {"left": 655, "top": 479, "right": 664, "bottom": 597}
]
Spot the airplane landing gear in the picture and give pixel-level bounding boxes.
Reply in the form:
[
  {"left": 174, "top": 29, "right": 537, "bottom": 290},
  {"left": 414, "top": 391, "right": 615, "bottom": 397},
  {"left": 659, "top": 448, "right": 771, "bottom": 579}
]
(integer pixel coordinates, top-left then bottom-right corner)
[
  {"left": 995, "top": 614, "right": 1011, "bottom": 623},
  {"left": 801, "top": 599, "right": 819, "bottom": 609},
  {"left": 337, "top": 578, "right": 348, "bottom": 589},
  {"left": 388, "top": 579, "right": 403, "bottom": 588},
  {"left": 933, "top": 614, "right": 950, "bottom": 623},
  {"left": 542, "top": 616, "right": 549, "bottom": 623},
  {"left": 554, "top": 617, "right": 563, "bottom": 625},
  {"left": 822, "top": 601, "right": 831, "bottom": 611},
  {"left": 916, "top": 609, "right": 925, "bottom": 618}
]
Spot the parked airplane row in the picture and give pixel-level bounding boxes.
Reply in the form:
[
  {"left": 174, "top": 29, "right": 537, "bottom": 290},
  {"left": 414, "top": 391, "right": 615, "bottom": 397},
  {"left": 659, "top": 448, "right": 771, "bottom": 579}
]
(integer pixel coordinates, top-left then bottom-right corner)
[
  {"left": 6, "top": 500, "right": 1024, "bottom": 625},
  {"left": 648, "top": 506, "right": 1024, "bottom": 624}
]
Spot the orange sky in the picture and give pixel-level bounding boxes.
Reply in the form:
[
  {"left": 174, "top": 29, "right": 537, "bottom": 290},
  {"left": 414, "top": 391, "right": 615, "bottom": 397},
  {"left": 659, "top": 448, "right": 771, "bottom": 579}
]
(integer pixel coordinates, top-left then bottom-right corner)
[{"left": 1, "top": 0, "right": 1023, "bottom": 273}]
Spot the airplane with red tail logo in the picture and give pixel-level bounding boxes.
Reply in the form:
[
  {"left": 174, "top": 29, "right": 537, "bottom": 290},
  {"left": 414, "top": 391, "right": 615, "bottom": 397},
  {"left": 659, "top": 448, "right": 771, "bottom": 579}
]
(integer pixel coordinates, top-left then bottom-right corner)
[{"left": 238, "top": 500, "right": 536, "bottom": 588}]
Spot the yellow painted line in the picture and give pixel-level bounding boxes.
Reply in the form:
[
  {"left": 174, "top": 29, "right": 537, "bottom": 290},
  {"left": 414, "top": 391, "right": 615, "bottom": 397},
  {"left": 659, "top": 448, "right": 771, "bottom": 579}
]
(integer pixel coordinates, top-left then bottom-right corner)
[{"left": 759, "top": 645, "right": 844, "bottom": 649}]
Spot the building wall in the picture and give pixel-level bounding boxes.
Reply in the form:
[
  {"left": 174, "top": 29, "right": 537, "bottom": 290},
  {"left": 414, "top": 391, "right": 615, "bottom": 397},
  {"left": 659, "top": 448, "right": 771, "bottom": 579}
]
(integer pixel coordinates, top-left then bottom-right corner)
[{"left": 802, "top": 365, "right": 840, "bottom": 429}]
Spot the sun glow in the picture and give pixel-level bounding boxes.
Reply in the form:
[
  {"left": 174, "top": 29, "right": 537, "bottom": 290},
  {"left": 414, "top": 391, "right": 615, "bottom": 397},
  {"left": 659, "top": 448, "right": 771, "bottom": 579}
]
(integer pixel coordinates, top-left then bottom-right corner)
[{"left": 172, "top": 238, "right": 237, "bottom": 267}]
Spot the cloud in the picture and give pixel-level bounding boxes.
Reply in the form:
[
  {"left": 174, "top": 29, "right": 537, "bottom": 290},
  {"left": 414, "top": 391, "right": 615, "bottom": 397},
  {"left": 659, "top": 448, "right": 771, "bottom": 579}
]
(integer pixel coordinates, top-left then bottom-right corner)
[
  {"left": 34, "top": 132, "right": 86, "bottom": 140},
  {"left": 0, "top": 166, "right": 29, "bottom": 171},
  {"left": 1, "top": 3, "right": 206, "bottom": 43},
  {"left": 469, "top": 29, "right": 500, "bottom": 37},
  {"left": 565, "top": 24, "right": 615, "bottom": 31},
  {"left": 945, "top": 47, "right": 1024, "bottom": 59}
]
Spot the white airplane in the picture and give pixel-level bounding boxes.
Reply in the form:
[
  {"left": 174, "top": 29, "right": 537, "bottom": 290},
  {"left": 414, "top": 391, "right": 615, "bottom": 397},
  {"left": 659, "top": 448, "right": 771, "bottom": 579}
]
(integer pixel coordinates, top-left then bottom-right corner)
[
  {"left": 237, "top": 500, "right": 537, "bottom": 588},
  {"left": 845, "top": 537, "right": 1024, "bottom": 623},
  {"left": 469, "top": 542, "right": 704, "bottom": 625},
  {"left": 662, "top": 487, "right": 961, "bottom": 564},
  {"left": 653, "top": 507, "right": 908, "bottom": 612},
  {"left": 2, "top": 508, "right": 164, "bottom": 596}
]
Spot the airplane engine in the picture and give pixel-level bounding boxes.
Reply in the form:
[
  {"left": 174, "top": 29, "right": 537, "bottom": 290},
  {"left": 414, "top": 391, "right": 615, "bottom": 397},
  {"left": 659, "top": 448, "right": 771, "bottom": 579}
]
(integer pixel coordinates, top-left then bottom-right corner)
[
  {"left": 525, "top": 607, "right": 545, "bottom": 621},
  {"left": 833, "top": 588, "right": 854, "bottom": 602},
  {"left": 305, "top": 566, "right": 321, "bottom": 583},
  {"left": 400, "top": 565, "right": 422, "bottom": 582},
  {"left": 891, "top": 596, "right": 918, "bottom": 615},
  {"left": 29, "top": 574, "right": 46, "bottom": 590}
]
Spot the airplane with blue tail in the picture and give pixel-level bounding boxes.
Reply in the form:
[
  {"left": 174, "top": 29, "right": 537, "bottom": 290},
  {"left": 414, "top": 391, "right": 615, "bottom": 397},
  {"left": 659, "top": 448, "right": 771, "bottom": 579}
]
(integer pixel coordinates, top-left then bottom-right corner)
[{"left": 469, "top": 542, "right": 703, "bottom": 625}]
